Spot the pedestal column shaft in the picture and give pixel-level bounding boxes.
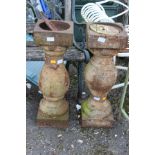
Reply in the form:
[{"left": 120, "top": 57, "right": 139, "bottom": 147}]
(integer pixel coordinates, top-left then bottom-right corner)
[
  {"left": 37, "top": 46, "right": 70, "bottom": 128},
  {"left": 82, "top": 53, "right": 117, "bottom": 127}
]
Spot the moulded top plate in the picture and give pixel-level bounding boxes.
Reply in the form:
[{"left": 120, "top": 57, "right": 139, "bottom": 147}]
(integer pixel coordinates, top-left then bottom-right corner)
[{"left": 89, "top": 23, "right": 121, "bottom": 35}]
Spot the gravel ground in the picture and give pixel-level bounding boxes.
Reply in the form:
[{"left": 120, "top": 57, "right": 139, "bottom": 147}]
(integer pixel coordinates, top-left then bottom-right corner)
[{"left": 26, "top": 58, "right": 129, "bottom": 155}]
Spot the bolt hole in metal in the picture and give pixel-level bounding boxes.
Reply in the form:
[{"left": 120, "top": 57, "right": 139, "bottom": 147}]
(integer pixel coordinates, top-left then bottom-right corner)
[
  {"left": 39, "top": 21, "right": 70, "bottom": 31},
  {"left": 89, "top": 23, "right": 122, "bottom": 35}
]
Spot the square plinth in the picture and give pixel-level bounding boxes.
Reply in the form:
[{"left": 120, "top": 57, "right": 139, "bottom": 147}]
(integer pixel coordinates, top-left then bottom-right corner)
[
  {"left": 86, "top": 22, "right": 128, "bottom": 49},
  {"left": 37, "top": 110, "right": 69, "bottom": 128},
  {"left": 34, "top": 20, "right": 73, "bottom": 47},
  {"left": 81, "top": 112, "right": 114, "bottom": 128}
]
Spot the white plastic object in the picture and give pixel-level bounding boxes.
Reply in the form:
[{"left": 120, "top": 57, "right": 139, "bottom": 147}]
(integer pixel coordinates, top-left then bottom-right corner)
[
  {"left": 117, "top": 53, "right": 129, "bottom": 57},
  {"left": 112, "top": 82, "right": 129, "bottom": 89},
  {"left": 81, "top": 0, "right": 129, "bottom": 23}
]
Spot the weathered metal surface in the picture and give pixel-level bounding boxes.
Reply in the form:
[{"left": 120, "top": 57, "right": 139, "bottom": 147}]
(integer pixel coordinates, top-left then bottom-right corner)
[
  {"left": 26, "top": 22, "right": 35, "bottom": 33},
  {"left": 34, "top": 20, "right": 73, "bottom": 47},
  {"left": 34, "top": 20, "right": 73, "bottom": 128},
  {"left": 26, "top": 46, "right": 85, "bottom": 61},
  {"left": 26, "top": 46, "right": 44, "bottom": 61},
  {"left": 65, "top": 0, "right": 71, "bottom": 20},
  {"left": 26, "top": 41, "right": 36, "bottom": 47},
  {"left": 86, "top": 23, "right": 128, "bottom": 49},
  {"left": 82, "top": 23, "right": 128, "bottom": 127}
]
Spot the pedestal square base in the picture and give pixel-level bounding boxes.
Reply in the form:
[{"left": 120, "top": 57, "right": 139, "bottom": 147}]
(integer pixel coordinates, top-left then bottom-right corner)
[
  {"left": 81, "top": 113, "right": 114, "bottom": 128},
  {"left": 37, "top": 110, "right": 69, "bottom": 128}
]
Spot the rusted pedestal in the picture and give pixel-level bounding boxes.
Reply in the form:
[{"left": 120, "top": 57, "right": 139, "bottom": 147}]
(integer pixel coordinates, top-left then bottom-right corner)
[
  {"left": 34, "top": 20, "right": 73, "bottom": 128},
  {"left": 81, "top": 23, "right": 128, "bottom": 128}
]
